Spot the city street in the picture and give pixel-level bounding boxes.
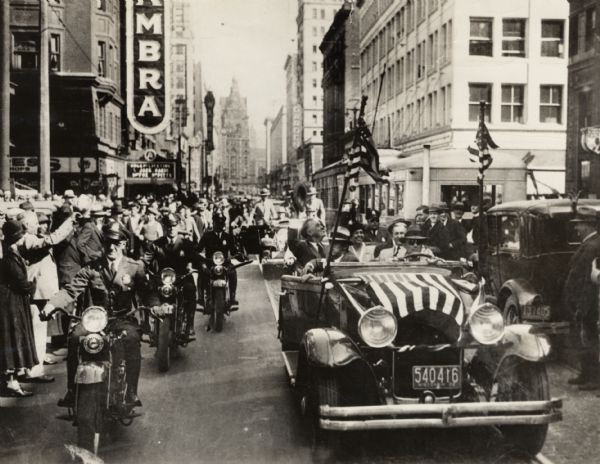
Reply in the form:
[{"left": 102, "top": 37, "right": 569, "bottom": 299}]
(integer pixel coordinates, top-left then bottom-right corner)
[{"left": 0, "top": 263, "right": 596, "bottom": 464}]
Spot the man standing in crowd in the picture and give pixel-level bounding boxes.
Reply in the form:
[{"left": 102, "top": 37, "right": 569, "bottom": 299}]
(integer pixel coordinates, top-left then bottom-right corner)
[
  {"left": 422, "top": 205, "right": 451, "bottom": 259},
  {"left": 564, "top": 206, "right": 600, "bottom": 390},
  {"left": 253, "top": 188, "right": 278, "bottom": 224},
  {"left": 440, "top": 204, "right": 467, "bottom": 260},
  {"left": 306, "top": 186, "right": 326, "bottom": 224},
  {"left": 77, "top": 207, "right": 107, "bottom": 265}
]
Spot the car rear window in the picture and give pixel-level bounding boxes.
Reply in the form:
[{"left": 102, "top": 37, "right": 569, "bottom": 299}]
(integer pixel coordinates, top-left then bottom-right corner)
[{"left": 535, "top": 216, "right": 580, "bottom": 253}]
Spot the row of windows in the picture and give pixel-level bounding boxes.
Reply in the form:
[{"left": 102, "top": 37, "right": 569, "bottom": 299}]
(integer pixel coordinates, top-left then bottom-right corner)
[
  {"left": 95, "top": 101, "right": 121, "bottom": 146},
  {"left": 311, "top": 7, "right": 339, "bottom": 21},
  {"left": 97, "top": 41, "right": 119, "bottom": 83},
  {"left": 468, "top": 84, "right": 563, "bottom": 124},
  {"left": 469, "top": 18, "right": 565, "bottom": 58},
  {"left": 361, "top": 19, "right": 452, "bottom": 80}
]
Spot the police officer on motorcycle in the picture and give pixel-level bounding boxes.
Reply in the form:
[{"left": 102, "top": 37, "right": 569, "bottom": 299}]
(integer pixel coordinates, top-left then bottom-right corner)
[
  {"left": 197, "top": 212, "right": 240, "bottom": 311},
  {"left": 42, "top": 223, "right": 147, "bottom": 408},
  {"left": 145, "top": 213, "right": 199, "bottom": 339}
]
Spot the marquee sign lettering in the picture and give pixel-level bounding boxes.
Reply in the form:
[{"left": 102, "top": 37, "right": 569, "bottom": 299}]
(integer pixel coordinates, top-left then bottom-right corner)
[{"left": 126, "top": 0, "right": 171, "bottom": 134}]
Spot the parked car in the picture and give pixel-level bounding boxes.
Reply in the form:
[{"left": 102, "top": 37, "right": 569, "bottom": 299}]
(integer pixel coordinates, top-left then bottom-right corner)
[
  {"left": 278, "top": 259, "right": 562, "bottom": 458},
  {"left": 483, "top": 199, "right": 600, "bottom": 328}
]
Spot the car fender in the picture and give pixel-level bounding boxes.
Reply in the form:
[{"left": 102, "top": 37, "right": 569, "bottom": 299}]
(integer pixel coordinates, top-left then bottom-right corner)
[
  {"left": 471, "top": 324, "right": 551, "bottom": 377},
  {"left": 498, "top": 279, "right": 540, "bottom": 311},
  {"left": 302, "top": 328, "right": 363, "bottom": 368}
]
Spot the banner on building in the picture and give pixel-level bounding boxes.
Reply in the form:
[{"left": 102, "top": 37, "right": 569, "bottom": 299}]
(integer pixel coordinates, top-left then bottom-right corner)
[
  {"left": 10, "top": 157, "right": 97, "bottom": 174},
  {"left": 581, "top": 126, "right": 600, "bottom": 155},
  {"left": 126, "top": 161, "right": 175, "bottom": 183},
  {"left": 126, "top": 0, "right": 171, "bottom": 135}
]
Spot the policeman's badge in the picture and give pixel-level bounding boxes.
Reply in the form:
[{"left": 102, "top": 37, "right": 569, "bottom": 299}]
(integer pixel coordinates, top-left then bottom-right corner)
[
  {"left": 222, "top": 240, "right": 227, "bottom": 246},
  {"left": 122, "top": 274, "right": 132, "bottom": 286},
  {"left": 180, "top": 250, "right": 185, "bottom": 257}
]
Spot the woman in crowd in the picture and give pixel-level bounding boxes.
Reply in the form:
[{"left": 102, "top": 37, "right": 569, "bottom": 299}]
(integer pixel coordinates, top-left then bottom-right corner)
[{"left": 0, "top": 220, "right": 38, "bottom": 397}]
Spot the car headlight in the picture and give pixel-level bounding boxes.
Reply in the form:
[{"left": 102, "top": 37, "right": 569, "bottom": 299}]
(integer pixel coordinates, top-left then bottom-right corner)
[
  {"left": 469, "top": 303, "right": 505, "bottom": 344},
  {"left": 358, "top": 306, "right": 398, "bottom": 348},
  {"left": 213, "top": 251, "right": 225, "bottom": 266},
  {"left": 161, "top": 268, "right": 176, "bottom": 285},
  {"left": 81, "top": 306, "right": 108, "bottom": 333},
  {"left": 160, "top": 285, "right": 174, "bottom": 298}
]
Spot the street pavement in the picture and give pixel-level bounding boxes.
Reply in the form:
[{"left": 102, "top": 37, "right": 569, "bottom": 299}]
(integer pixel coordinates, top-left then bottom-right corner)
[{"left": 0, "top": 263, "right": 598, "bottom": 464}]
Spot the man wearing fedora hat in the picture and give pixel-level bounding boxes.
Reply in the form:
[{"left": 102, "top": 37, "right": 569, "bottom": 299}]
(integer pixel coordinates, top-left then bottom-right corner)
[
  {"left": 422, "top": 204, "right": 451, "bottom": 259},
  {"left": 43, "top": 223, "right": 147, "bottom": 408},
  {"left": 252, "top": 188, "right": 278, "bottom": 224},
  {"left": 564, "top": 206, "right": 600, "bottom": 389}
]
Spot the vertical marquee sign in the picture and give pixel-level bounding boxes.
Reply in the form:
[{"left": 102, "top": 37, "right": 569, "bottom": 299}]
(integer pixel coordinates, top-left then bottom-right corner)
[{"left": 126, "top": 0, "right": 171, "bottom": 134}]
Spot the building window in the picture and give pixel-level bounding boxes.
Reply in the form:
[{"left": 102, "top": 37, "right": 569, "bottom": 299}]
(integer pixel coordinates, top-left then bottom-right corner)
[
  {"left": 312, "top": 27, "right": 317, "bottom": 37},
  {"left": 321, "top": 9, "right": 325, "bottom": 19},
  {"left": 407, "top": 1, "right": 414, "bottom": 31},
  {"left": 175, "top": 44, "right": 186, "bottom": 55},
  {"left": 312, "top": 8, "right": 317, "bottom": 19},
  {"left": 312, "top": 78, "right": 317, "bottom": 88},
  {"left": 11, "top": 33, "right": 38, "bottom": 69},
  {"left": 312, "top": 45, "right": 317, "bottom": 53},
  {"left": 502, "top": 19, "right": 526, "bottom": 57},
  {"left": 312, "top": 61, "right": 317, "bottom": 71},
  {"left": 501, "top": 85, "right": 524, "bottom": 123},
  {"left": 469, "top": 83, "right": 492, "bottom": 122},
  {"left": 541, "top": 20, "right": 564, "bottom": 57},
  {"left": 96, "top": 0, "right": 106, "bottom": 11},
  {"left": 97, "top": 41, "right": 106, "bottom": 77},
  {"left": 586, "top": 7, "right": 596, "bottom": 51},
  {"left": 470, "top": 18, "right": 493, "bottom": 56},
  {"left": 540, "top": 85, "right": 562, "bottom": 123},
  {"left": 49, "top": 34, "right": 60, "bottom": 71}
]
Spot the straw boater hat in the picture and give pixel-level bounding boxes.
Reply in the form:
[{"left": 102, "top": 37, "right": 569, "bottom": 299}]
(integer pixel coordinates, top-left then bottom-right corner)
[
  {"left": 387, "top": 217, "right": 411, "bottom": 234},
  {"left": 259, "top": 188, "right": 270, "bottom": 196},
  {"left": 570, "top": 206, "right": 598, "bottom": 223}
]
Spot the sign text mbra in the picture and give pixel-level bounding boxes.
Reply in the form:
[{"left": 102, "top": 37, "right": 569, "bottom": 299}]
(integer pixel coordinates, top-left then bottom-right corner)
[{"left": 126, "top": 0, "right": 171, "bottom": 135}]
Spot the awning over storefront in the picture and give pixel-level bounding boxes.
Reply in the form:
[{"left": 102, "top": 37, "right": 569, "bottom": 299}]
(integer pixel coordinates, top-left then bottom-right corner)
[{"left": 524, "top": 149, "right": 566, "bottom": 195}]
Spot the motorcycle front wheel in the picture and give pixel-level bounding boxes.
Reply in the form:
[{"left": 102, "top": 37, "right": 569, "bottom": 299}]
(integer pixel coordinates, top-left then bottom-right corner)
[
  {"left": 76, "top": 383, "right": 105, "bottom": 455},
  {"left": 157, "top": 317, "right": 172, "bottom": 372},
  {"left": 213, "top": 288, "right": 226, "bottom": 333}
]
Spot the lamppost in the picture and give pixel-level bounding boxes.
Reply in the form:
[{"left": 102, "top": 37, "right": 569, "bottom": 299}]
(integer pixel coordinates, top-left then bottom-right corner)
[{"left": 203, "top": 91, "right": 215, "bottom": 195}]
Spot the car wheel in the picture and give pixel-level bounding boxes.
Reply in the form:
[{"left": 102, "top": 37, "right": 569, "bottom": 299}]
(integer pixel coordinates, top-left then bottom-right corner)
[
  {"left": 307, "top": 369, "right": 342, "bottom": 461},
  {"left": 503, "top": 294, "right": 521, "bottom": 325},
  {"left": 495, "top": 359, "right": 550, "bottom": 457}
]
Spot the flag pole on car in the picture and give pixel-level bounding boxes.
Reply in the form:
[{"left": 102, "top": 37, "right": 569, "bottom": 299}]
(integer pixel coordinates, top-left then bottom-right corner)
[
  {"left": 467, "top": 100, "right": 498, "bottom": 270},
  {"left": 316, "top": 96, "right": 389, "bottom": 319}
]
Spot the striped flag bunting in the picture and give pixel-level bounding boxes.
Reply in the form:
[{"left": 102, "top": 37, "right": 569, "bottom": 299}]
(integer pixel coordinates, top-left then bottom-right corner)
[
  {"left": 467, "top": 117, "right": 499, "bottom": 180},
  {"left": 346, "top": 124, "right": 389, "bottom": 183}
]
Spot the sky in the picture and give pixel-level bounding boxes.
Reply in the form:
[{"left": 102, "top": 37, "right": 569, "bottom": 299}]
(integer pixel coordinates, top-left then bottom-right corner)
[{"left": 191, "top": 0, "right": 298, "bottom": 147}]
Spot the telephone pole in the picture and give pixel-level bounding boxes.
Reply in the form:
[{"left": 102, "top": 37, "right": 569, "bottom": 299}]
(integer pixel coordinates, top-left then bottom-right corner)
[
  {"left": 0, "top": 0, "right": 11, "bottom": 191},
  {"left": 39, "top": 0, "right": 51, "bottom": 193}
]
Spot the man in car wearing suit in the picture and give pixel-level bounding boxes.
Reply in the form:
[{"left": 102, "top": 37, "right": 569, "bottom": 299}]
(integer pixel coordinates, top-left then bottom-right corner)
[{"left": 289, "top": 218, "right": 329, "bottom": 268}]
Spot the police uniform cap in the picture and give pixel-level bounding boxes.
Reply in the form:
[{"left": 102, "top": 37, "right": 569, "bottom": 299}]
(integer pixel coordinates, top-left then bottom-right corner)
[
  {"left": 428, "top": 204, "right": 444, "bottom": 214},
  {"left": 103, "top": 222, "right": 127, "bottom": 242},
  {"left": 163, "top": 214, "right": 179, "bottom": 227}
]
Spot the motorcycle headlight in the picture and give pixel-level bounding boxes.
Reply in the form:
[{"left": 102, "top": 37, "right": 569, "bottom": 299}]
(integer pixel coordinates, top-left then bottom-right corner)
[
  {"left": 81, "top": 306, "right": 108, "bottom": 333},
  {"left": 161, "top": 268, "right": 177, "bottom": 285},
  {"left": 160, "top": 285, "right": 174, "bottom": 298},
  {"left": 213, "top": 251, "right": 225, "bottom": 266},
  {"left": 358, "top": 306, "right": 398, "bottom": 348},
  {"left": 469, "top": 303, "right": 505, "bottom": 344},
  {"left": 82, "top": 333, "right": 105, "bottom": 354}
]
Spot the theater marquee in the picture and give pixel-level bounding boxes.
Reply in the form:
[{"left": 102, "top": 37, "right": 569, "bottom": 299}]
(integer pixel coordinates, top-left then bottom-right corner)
[{"left": 126, "top": 0, "right": 171, "bottom": 134}]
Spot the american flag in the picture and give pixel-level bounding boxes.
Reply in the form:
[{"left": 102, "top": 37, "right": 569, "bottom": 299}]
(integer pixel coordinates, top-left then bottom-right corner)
[
  {"left": 467, "top": 116, "right": 499, "bottom": 180},
  {"left": 347, "top": 124, "right": 389, "bottom": 183}
]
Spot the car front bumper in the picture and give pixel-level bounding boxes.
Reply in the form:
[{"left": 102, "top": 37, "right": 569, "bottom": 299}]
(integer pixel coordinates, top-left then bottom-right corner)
[{"left": 320, "top": 399, "right": 562, "bottom": 431}]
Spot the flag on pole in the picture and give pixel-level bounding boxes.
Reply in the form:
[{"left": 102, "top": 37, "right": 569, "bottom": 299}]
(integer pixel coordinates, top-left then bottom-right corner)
[
  {"left": 347, "top": 121, "right": 389, "bottom": 183},
  {"left": 467, "top": 113, "right": 499, "bottom": 180}
]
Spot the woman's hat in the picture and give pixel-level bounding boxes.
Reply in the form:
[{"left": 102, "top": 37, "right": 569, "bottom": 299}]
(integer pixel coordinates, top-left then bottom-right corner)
[
  {"left": 348, "top": 222, "right": 367, "bottom": 235},
  {"left": 2, "top": 220, "right": 25, "bottom": 245},
  {"left": 331, "top": 227, "right": 351, "bottom": 244}
]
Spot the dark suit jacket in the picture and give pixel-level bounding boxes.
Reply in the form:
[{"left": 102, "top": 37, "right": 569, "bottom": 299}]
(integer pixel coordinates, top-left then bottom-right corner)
[
  {"left": 443, "top": 218, "right": 467, "bottom": 260},
  {"left": 289, "top": 240, "right": 329, "bottom": 267},
  {"left": 192, "top": 213, "right": 207, "bottom": 240},
  {"left": 76, "top": 221, "right": 104, "bottom": 265},
  {"left": 564, "top": 232, "right": 600, "bottom": 319},
  {"left": 423, "top": 222, "right": 451, "bottom": 259},
  {"left": 147, "top": 235, "right": 197, "bottom": 275},
  {"left": 198, "top": 230, "right": 238, "bottom": 261}
]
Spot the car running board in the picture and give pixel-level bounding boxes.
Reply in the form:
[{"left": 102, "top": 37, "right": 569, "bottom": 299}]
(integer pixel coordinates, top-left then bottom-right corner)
[{"left": 282, "top": 351, "right": 299, "bottom": 387}]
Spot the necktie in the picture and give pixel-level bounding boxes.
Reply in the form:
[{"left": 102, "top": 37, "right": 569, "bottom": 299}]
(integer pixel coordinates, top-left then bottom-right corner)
[
  {"left": 393, "top": 246, "right": 399, "bottom": 257},
  {"left": 110, "top": 260, "right": 117, "bottom": 276},
  {"left": 317, "top": 243, "right": 325, "bottom": 258}
]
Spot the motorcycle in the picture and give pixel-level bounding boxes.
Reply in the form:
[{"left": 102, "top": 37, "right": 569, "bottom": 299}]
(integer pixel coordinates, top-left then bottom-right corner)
[
  {"left": 201, "top": 251, "right": 252, "bottom": 332},
  {"left": 142, "top": 267, "right": 198, "bottom": 372},
  {"left": 54, "top": 306, "right": 140, "bottom": 455}
]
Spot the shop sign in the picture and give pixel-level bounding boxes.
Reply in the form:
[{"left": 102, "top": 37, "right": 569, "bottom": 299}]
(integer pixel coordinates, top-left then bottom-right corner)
[
  {"left": 10, "top": 157, "right": 97, "bottom": 174},
  {"left": 581, "top": 126, "right": 600, "bottom": 155},
  {"left": 126, "top": 161, "right": 175, "bottom": 183},
  {"left": 126, "top": 0, "right": 171, "bottom": 135}
]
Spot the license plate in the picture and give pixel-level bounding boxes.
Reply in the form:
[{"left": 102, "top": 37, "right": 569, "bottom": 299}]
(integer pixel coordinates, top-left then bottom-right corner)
[{"left": 412, "top": 365, "right": 461, "bottom": 390}]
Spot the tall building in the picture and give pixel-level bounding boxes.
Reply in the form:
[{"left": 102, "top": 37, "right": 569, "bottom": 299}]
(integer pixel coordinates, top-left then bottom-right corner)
[
  {"left": 358, "top": 0, "right": 569, "bottom": 196},
  {"left": 566, "top": 0, "right": 600, "bottom": 196},
  {"left": 321, "top": 1, "right": 361, "bottom": 166},
  {"left": 10, "top": 0, "right": 125, "bottom": 194},
  {"left": 219, "top": 78, "right": 251, "bottom": 193},
  {"left": 284, "top": 54, "right": 302, "bottom": 172},
  {"left": 296, "top": 0, "right": 345, "bottom": 178}
]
